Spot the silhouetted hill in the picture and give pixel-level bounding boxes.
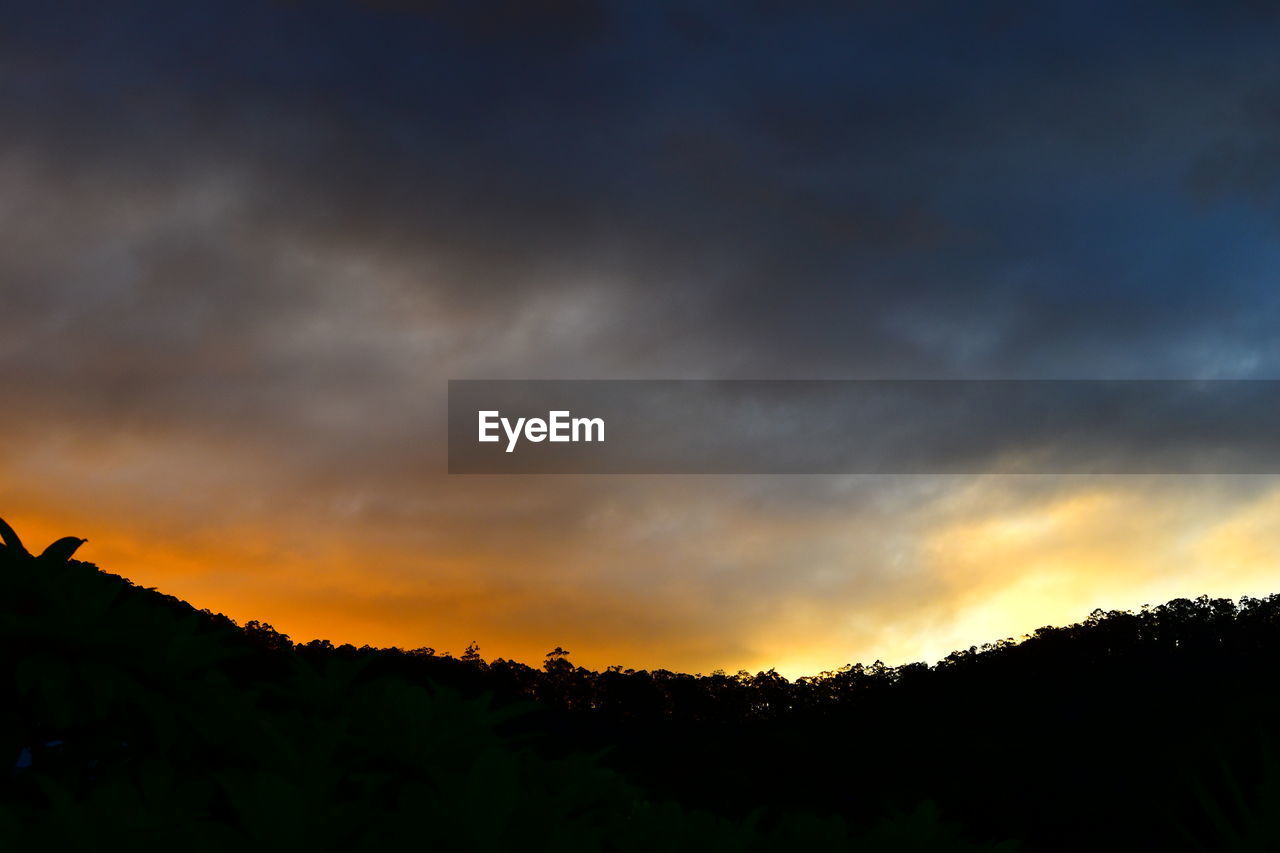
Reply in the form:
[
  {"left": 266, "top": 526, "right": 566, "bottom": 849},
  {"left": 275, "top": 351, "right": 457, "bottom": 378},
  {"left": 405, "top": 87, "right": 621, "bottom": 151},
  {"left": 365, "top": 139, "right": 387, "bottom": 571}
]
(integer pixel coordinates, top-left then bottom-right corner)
[{"left": 7, "top": 520, "right": 1280, "bottom": 850}]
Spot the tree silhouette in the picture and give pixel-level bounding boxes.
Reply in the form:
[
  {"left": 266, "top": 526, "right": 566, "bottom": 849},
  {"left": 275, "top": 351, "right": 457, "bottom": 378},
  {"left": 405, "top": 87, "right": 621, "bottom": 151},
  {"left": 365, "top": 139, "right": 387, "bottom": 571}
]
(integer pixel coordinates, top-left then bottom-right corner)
[{"left": 10, "top": 515, "right": 1280, "bottom": 850}]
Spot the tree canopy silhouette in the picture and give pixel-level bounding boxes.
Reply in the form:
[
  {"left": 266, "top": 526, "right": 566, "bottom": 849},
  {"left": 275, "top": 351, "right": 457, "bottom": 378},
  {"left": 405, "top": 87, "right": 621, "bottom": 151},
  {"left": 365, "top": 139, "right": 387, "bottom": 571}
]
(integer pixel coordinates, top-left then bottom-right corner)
[{"left": 7, "top": 516, "right": 1280, "bottom": 851}]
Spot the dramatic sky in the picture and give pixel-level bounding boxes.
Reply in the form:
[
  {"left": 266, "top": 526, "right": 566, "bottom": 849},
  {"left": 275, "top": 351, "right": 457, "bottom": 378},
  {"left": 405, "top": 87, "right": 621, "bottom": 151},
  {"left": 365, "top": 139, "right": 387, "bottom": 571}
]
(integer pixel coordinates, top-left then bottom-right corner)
[{"left": 5, "top": 0, "right": 1280, "bottom": 675}]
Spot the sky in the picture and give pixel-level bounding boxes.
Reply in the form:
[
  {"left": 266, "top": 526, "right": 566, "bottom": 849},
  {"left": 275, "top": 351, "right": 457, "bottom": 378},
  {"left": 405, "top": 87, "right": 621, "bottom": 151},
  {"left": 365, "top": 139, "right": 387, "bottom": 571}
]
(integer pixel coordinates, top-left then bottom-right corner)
[{"left": 4, "top": 0, "right": 1280, "bottom": 676}]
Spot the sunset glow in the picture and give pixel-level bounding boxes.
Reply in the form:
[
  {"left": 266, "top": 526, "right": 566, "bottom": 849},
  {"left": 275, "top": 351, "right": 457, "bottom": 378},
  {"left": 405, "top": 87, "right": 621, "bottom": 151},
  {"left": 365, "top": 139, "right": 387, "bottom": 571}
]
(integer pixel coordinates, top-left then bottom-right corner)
[{"left": 5, "top": 2, "right": 1280, "bottom": 682}]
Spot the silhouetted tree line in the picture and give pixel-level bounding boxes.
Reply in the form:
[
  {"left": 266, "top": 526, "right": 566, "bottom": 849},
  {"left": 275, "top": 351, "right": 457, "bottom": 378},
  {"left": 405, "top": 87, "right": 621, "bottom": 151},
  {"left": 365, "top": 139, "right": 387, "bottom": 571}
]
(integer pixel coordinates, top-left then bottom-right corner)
[
  {"left": 8, "top": 518, "right": 1280, "bottom": 850},
  {"left": 286, "top": 593, "right": 1280, "bottom": 726}
]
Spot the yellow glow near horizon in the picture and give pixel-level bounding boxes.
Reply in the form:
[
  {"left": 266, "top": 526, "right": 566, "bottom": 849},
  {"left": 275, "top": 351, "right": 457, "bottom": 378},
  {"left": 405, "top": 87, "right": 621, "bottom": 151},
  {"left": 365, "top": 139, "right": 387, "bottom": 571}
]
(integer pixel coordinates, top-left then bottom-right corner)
[{"left": 7, "top": 466, "right": 1280, "bottom": 679}]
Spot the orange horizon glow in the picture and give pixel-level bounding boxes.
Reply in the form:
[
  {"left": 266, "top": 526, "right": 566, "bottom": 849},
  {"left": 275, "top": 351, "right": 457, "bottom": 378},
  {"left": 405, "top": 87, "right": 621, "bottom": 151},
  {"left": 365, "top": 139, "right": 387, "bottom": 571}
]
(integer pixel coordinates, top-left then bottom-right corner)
[{"left": 8, "top": 462, "right": 1280, "bottom": 680}]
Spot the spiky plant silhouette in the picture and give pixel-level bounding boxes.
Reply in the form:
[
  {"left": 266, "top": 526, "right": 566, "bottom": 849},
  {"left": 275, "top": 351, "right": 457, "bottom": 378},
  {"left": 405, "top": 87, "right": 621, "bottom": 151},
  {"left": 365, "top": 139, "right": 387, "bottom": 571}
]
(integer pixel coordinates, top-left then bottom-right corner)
[{"left": 0, "top": 517, "right": 86, "bottom": 562}]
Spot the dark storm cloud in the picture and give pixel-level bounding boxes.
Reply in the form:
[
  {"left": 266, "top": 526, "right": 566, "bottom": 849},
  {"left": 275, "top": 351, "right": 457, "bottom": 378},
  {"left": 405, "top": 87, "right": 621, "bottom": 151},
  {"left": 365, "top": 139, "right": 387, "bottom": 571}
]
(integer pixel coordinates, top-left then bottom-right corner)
[
  {"left": 6, "top": 1, "right": 1280, "bottom": 672},
  {"left": 6, "top": 0, "right": 1280, "bottom": 495},
  {"left": 8, "top": 0, "right": 1280, "bottom": 390}
]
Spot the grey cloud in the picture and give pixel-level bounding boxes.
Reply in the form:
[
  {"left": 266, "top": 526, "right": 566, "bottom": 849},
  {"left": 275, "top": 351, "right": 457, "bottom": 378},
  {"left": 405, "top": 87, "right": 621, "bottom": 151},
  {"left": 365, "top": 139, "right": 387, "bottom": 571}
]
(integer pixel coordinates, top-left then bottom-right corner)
[{"left": 6, "top": 1, "right": 1280, "bottom": 672}]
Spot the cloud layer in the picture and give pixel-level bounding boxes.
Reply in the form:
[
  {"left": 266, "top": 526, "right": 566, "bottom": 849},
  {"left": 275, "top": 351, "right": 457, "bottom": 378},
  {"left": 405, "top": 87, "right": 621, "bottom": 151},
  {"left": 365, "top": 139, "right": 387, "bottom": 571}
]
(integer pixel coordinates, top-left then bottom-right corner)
[{"left": 5, "top": 1, "right": 1280, "bottom": 674}]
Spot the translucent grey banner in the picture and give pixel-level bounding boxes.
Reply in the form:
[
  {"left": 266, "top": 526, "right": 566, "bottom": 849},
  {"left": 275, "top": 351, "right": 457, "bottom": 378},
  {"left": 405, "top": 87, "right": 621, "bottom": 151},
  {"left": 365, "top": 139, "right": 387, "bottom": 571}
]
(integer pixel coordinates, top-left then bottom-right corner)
[{"left": 447, "top": 380, "right": 1280, "bottom": 474}]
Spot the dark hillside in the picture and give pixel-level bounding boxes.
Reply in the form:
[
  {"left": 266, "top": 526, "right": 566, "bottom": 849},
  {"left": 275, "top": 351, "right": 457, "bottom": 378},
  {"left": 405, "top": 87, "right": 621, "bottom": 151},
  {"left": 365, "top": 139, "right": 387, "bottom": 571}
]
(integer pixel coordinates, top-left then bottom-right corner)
[
  {"left": 0, "top": 521, "right": 1005, "bottom": 852},
  {"left": 7, "top": 519, "right": 1280, "bottom": 850}
]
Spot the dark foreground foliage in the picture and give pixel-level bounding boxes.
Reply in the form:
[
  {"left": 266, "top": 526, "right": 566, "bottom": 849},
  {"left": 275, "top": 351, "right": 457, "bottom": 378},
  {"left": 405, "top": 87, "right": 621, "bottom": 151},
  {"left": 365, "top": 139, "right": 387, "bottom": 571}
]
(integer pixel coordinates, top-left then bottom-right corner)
[
  {"left": 1, "top": 532, "right": 1006, "bottom": 851},
  {"left": 7, "top": 521, "right": 1280, "bottom": 851}
]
